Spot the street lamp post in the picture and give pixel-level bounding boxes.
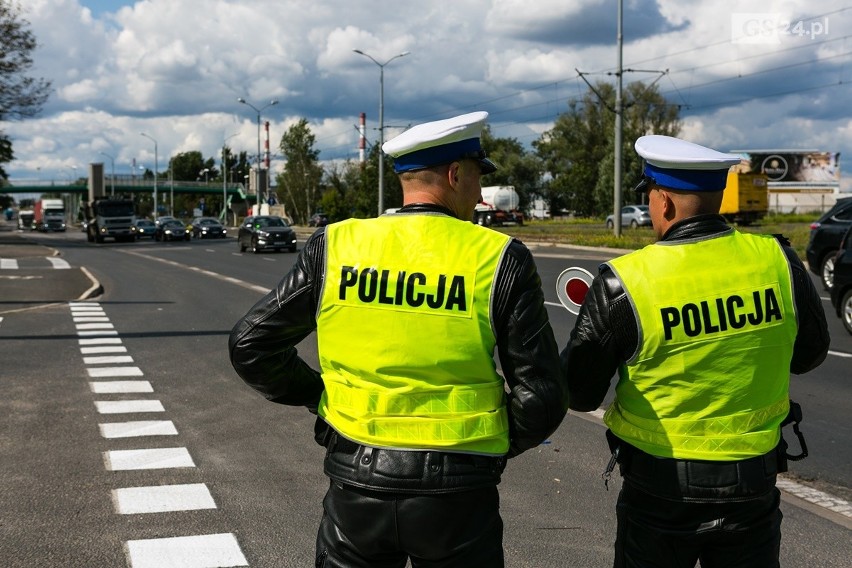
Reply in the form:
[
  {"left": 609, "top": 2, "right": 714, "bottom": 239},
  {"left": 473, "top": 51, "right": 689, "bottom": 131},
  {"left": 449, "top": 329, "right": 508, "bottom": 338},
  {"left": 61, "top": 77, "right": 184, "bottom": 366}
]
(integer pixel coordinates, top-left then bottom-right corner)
[
  {"left": 237, "top": 97, "right": 278, "bottom": 213},
  {"left": 353, "top": 49, "right": 410, "bottom": 216},
  {"left": 140, "top": 133, "right": 158, "bottom": 220},
  {"left": 99, "top": 152, "right": 115, "bottom": 196}
]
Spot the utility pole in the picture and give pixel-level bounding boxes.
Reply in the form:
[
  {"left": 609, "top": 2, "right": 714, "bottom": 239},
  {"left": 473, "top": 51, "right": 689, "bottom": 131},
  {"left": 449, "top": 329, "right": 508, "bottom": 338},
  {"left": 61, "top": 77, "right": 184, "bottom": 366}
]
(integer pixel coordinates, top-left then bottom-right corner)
[
  {"left": 614, "top": 0, "right": 624, "bottom": 237},
  {"left": 576, "top": 0, "right": 665, "bottom": 237}
]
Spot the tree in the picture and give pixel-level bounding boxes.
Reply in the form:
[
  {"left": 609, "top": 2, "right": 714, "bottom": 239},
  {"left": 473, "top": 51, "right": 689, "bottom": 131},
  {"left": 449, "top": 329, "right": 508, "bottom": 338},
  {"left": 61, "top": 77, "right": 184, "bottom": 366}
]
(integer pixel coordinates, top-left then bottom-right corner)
[
  {"left": 534, "top": 80, "right": 680, "bottom": 217},
  {"left": 275, "top": 119, "right": 323, "bottom": 225},
  {"left": 0, "top": 1, "right": 52, "bottom": 181},
  {"left": 481, "top": 127, "right": 543, "bottom": 211},
  {"left": 0, "top": 135, "right": 12, "bottom": 182},
  {"left": 168, "top": 151, "right": 216, "bottom": 182}
]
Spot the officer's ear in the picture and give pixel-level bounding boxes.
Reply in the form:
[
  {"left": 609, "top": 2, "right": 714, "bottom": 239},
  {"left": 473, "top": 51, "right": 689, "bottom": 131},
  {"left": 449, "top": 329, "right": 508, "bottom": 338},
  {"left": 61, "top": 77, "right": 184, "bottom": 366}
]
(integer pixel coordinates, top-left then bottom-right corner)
[{"left": 448, "top": 162, "right": 461, "bottom": 187}]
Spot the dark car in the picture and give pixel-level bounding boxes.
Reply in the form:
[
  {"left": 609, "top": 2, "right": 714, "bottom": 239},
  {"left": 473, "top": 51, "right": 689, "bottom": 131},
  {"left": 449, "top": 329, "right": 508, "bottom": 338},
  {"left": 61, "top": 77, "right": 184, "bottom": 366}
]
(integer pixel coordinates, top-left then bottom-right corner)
[
  {"left": 154, "top": 219, "right": 190, "bottom": 242},
  {"left": 309, "top": 212, "right": 329, "bottom": 227},
  {"left": 805, "top": 196, "right": 852, "bottom": 290},
  {"left": 606, "top": 204, "right": 652, "bottom": 229},
  {"left": 134, "top": 219, "right": 157, "bottom": 240},
  {"left": 190, "top": 216, "right": 227, "bottom": 239},
  {"left": 238, "top": 215, "right": 297, "bottom": 253},
  {"left": 829, "top": 225, "right": 852, "bottom": 334}
]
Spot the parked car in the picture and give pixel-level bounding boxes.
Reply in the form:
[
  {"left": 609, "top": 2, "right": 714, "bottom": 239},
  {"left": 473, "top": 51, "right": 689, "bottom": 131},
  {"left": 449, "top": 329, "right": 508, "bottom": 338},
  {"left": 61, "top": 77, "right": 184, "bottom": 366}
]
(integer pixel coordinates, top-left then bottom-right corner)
[
  {"left": 238, "top": 215, "right": 297, "bottom": 253},
  {"left": 308, "top": 212, "right": 329, "bottom": 227},
  {"left": 154, "top": 219, "right": 190, "bottom": 242},
  {"left": 805, "top": 196, "right": 852, "bottom": 290},
  {"left": 829, "top": 225, "right": 852, "bottom": 335},
  {"left": 190, "top": 216, "right": 227, "bottom": 239},
  {"left": 134, "top": 219, "right": 157, "bottom": 240},
  {"left": 606, "top": 204, "right": 651, "bottom": 229}
]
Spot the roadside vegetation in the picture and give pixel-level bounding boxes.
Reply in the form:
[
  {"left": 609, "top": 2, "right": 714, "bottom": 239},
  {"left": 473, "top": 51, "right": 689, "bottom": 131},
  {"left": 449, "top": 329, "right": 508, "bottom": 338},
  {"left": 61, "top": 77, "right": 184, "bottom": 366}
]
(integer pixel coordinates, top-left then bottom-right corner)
[{"left": 496, "top": 212, "right": 818, "bottom": 260}]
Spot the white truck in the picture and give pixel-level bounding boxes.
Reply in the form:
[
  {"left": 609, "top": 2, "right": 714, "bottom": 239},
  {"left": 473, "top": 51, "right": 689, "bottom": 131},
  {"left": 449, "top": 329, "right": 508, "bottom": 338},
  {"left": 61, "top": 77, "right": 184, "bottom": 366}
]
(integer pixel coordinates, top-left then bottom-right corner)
[
  {"left": 34, "top": 198, "right": 67, "bottom": 232},
  {"left": 473, "top": 186, "right": 525, "bottom": 226}
]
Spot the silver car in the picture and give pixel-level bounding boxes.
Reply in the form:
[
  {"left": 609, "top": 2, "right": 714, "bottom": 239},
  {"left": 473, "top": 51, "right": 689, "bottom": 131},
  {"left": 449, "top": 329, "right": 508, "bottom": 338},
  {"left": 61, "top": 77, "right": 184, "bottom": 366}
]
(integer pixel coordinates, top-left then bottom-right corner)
[{"left": 606, "top": 205, "right": 651, "bottom": 229}]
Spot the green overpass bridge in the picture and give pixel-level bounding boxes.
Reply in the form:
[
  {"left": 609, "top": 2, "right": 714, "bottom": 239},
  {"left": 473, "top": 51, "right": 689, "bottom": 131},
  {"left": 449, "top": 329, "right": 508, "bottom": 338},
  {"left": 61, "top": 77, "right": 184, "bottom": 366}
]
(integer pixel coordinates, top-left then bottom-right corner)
[{"left": 1, "top": 180, "right": 253, "bottom": 199}]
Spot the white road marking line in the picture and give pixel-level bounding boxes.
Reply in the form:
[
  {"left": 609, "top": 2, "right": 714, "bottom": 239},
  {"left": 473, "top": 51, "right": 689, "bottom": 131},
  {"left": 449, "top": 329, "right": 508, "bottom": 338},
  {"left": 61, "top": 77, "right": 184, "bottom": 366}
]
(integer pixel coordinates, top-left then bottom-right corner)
[
  {"left": 74, "top": 316, "right": 110, "bottom": 322},
  {"left": 1, "top": 258, "right": 19, "bottom": 269},
  {"left": 79, "top": 337, "right": 122, "bottom": 345},
  {"left": 104, "top": 447, "right": 195, "bottom": 471},
  {"left": 828, "top": 349, "right": 851, "bottom": 358},
  {"left": 95, "top": 400, "right": 164, "bottom": 414},
  {"left": 71, "top": 307, "right": 104, "bottom": 312},
  {"left": 113, "top": 483, "right": 216, "bottom": 514},
  {"left": 46, "top": 257, "right": 71, "bottom": 269},
  {"left": 776, "top": 479, "right": 852, "bottom": 518},
  {"left": 122, "top": 249, "right": 271, "bottom": 293},
  {"left": 99, "top": 420, "right": 178, "bottom": 438},
  {"left": 84, "top": 355, "right": 135, "bottom": 365},
  {"left": 77, "top": 330, "right": 119, "bottom": 337},
  {"left": 588, "top": 408, "right": 606, "bottom": 420},
  {"left": 70, "top": 302, "right": 101, "bottom": 307},
  {"left": 89, "top": 381, "right": 153, "bottom": 394},
  {"left": 76, "top": 322, "right": 115, "bottom": 330},
  {"left": 81, "top": 346, "right": 128, "bottom": 354},
  {"left": 124, "top": 533, "right": 248, "bottom": 568},
  {"left": 87, "top": 366, "right": 143, "bottom": 377}
]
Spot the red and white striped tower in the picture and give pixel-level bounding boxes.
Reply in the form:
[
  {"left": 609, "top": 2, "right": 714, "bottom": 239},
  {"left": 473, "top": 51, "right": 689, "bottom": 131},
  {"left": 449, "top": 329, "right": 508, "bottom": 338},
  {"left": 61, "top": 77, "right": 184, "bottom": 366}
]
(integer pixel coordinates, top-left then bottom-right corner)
[
  {"left": 359, "top": 112, "right": 366, "bottom": 165},
  {"left": 264, "top": 121, "right": 271, "bottom": 169}
]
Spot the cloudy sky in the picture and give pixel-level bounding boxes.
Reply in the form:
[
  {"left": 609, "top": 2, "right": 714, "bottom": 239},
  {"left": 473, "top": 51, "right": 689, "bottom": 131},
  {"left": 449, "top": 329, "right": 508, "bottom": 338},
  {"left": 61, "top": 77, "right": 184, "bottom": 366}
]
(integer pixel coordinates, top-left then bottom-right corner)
[{"left": 5, "top": 0, "right": 851, "bottom": 191}]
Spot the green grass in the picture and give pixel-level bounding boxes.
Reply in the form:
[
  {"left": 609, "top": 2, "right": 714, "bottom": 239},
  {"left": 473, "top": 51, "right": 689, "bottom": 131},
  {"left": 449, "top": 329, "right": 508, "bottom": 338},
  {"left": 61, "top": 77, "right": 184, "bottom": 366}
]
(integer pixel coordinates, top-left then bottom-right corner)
[{"left": 496, "top": 213, "right": 818, "bottom": 260}]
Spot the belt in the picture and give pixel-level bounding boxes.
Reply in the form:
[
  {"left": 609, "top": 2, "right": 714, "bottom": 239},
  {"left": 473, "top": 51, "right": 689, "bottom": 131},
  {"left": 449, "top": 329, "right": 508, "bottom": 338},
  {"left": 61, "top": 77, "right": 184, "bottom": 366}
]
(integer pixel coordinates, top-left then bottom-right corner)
[
  {"left": 323, "top": 431, "right": 506, "bottom": 494},
  {"left": 619, "top": 444, "right": 779, "bottom": 502}
]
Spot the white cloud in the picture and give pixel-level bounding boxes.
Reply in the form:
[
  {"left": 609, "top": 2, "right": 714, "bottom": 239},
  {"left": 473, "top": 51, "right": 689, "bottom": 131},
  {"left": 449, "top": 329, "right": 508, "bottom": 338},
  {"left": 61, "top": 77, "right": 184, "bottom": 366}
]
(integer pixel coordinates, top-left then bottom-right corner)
[{"left": 3, "top": 0, "right": 849, "bottom": 198}]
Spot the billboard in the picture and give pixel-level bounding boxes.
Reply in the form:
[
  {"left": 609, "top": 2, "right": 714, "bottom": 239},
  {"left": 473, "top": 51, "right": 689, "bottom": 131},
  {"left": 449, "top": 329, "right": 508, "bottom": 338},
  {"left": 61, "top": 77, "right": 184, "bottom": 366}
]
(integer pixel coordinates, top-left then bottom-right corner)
[{"left": 733, "top": 151, "right": 840, "bottom": 183}]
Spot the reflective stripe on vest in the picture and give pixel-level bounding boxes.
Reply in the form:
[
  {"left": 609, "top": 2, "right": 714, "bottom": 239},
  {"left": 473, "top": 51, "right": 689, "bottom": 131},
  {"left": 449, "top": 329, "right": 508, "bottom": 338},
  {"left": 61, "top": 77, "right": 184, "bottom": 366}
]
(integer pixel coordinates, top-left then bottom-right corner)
[
  {"left": 604, "top": 230, "right": 798, "bottom": 460},
  {"left": 317, "top": 214, "right": 512, "bottom": 455}
]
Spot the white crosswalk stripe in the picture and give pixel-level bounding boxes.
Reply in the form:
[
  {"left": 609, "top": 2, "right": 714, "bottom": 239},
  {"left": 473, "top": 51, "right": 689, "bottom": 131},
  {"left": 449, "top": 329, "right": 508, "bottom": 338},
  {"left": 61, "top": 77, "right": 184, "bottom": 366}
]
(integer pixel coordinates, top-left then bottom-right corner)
[
  {"left": 113, "top": 484, "right": 216, "bottom": 514},
  {"left": 104, "top": 447, "right": 196, "bottom": 471},
  {"left": 125, "top": 533, "right": 249, "bottom": 568},
  {"left": 99, "top": 420, "right": 178, "bottom": 438},
  {"left": 72, "top": 301, "right": 248, "bottom": 564}
]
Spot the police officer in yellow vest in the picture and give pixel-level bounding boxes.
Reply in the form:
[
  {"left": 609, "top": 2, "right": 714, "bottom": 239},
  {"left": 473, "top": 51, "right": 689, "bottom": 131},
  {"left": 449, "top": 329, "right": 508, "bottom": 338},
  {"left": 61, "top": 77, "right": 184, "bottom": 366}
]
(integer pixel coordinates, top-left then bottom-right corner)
[
  {"left": 230, "top": 111, "right": 568, "bottom": 567},
  {"left": 560, "top": 135, "right": 830, "bottom": 568}
]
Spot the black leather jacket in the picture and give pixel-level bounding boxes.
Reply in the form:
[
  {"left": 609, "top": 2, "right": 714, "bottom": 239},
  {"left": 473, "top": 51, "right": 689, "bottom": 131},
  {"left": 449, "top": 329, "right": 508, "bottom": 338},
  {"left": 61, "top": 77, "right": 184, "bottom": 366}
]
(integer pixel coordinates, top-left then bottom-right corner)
[
  {"left": 229, "top": 204, "right": 569, "bottom": 493},
  {"left": 561, "top": 214, "right": 831, "bottom": 413}
]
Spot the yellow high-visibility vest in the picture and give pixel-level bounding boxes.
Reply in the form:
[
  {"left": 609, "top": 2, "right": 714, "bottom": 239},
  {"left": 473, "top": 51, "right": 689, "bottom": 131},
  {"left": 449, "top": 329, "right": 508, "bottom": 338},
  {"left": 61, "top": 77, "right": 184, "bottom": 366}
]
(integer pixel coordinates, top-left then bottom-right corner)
[
  {"left": 604, "top": 230, "right": 798, "bottom": 460},
  {"left": 317, "top": 214, "right": 512, "bottom": 455}
]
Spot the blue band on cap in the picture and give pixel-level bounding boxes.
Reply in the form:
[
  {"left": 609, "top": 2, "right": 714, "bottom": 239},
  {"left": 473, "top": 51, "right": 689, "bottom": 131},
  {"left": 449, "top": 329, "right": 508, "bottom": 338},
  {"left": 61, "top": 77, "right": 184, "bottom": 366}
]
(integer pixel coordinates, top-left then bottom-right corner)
[
  {"left": 392, "top": 138, "right": 482, "bottom": 173},
  {"left": 644, "top": 163, "right": 729, "bottom": 191}
]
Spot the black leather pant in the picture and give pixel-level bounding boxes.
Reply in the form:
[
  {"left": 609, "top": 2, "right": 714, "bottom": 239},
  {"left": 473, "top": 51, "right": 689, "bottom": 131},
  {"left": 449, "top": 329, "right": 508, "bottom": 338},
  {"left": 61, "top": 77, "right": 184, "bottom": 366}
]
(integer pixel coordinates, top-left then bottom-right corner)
[
  {"left": 614, "top": 484, "right": 781, "bottom": 568},
  {"left": 315, "top": 481, "right": 504, "bottom": 568}
]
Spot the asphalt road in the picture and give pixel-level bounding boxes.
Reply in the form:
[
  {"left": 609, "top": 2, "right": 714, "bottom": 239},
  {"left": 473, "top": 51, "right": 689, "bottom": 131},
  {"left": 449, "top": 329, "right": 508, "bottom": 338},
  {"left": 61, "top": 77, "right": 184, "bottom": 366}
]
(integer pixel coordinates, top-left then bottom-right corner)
[{"left": 1, "top": 222, "right": 849, "bottom": 568}]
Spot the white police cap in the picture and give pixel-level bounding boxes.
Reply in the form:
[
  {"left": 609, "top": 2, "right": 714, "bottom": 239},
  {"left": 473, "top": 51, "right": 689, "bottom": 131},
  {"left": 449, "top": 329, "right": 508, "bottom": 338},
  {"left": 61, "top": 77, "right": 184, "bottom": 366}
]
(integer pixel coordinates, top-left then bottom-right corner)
[
  {"left": 382, "top": 111, "right": 497, "bottom": 174},
  {"left": 635, "top": 135, "right": 742, "bottom": 191}
]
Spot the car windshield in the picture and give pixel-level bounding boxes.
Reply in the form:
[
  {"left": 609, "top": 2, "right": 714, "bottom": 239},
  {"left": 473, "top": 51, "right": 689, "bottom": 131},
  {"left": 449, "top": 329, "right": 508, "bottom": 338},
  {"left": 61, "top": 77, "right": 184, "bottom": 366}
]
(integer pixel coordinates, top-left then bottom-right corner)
[
  {"left": 199, "top": 218, "right": 220, "bottom": 225},
  {"left": 255, "top": 217, "right": 287, "bottom": 228},
  {"left": 137, "top": 220, "right": 155, "bottom": 227},
  {"left": 163, "top": 220, "right": 184, "bottom": 228}
]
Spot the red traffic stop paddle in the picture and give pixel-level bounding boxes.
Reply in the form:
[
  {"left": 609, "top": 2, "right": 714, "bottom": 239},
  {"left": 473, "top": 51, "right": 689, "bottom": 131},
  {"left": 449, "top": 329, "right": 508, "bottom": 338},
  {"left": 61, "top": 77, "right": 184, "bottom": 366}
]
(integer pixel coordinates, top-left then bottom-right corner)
[{"left": 556, "top": 267, "right": 593, "bottom": 315}]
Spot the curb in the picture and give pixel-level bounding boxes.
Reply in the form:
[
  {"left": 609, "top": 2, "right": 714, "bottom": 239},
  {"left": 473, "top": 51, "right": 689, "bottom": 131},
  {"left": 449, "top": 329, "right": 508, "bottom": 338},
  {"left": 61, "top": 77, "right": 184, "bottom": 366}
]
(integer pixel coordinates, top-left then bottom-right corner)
[{"left": 78, "top": 266, "right": 104, "bottom": 300}]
